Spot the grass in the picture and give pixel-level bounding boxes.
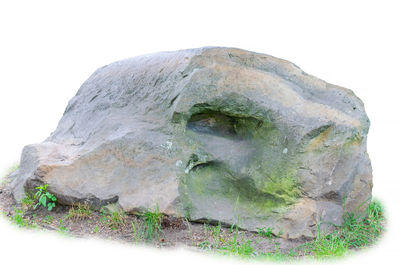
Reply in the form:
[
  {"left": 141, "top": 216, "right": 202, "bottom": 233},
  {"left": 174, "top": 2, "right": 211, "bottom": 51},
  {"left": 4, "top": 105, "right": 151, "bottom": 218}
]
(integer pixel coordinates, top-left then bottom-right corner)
[
  {"left": 67, "top": 203, "right": 92, "bottom": 220},
  {"left": 298, "top": 199, "right": 385, "bottom": 259},
  {"left": 21, "top": 192, "right": 36, "bottom": 211},
  {"left": 132, "top": 207, "right": 164, "bottom": 242},
  {"left": 198, "top": 223, "right": 262, "bottom": 259},
  {"left": 257, "top": 227, "right": 274, "bottom": 239},
  {"left": 44, "top": 215, "right": 54, "bottom": 224},
  {"left": 100, "top": 207, "right": 127, "bottom": 230},
  {"left": 2, "top": 190, "right": 385, "bottom": 261},
  {"left": 197, "top": 199, "right": 385, "bottom": 260},
  {"left": 58, "top": 218, "right": 69, "bottom": 235}
]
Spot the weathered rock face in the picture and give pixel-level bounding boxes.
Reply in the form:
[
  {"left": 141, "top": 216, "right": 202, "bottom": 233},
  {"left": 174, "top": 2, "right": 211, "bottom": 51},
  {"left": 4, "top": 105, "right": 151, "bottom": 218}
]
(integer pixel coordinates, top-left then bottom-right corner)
[{"left": 11, "top": 47, "right": 372, "bottom": 239}]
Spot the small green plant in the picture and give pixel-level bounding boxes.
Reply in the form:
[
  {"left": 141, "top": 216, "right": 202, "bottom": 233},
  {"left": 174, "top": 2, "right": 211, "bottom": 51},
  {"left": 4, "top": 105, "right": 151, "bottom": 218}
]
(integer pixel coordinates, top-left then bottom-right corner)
[
  {"left": 104, "top": 208, "right": 126, "bottom": 230},
  {"left": 21, "top": 192, "right": 35, "bottom": 211},
  {"left": 67, "top": 203, "right": 92, "bottom": 220},
  {"left": 185, "top": 218, "right": 195, "bottom": 246},
  {"left": 131, "top": 206, "right": 165, "bottom": 243},
  {"left": 211, "top": 222, "right": 222, "bottom": 247},
  {"left": 219, "top": 224, "right": 257, "bottom": 258},
  {"left": 220, "top": 239, "right": 256, "bottom": 258},
  {"left": 44, "top": 215, "right": 54, "bottom": 224},
  {"left": 34, "top": 184, "right": 57, "bottom": 211},
  {"left": 58, "top": 219, "right": 69, "bottom": 235},
  {"left": 257, "top": 227, "right": 274, "bottom": 239},
  {"left": 10, "top": 207, "right": 30, "bottom": 228},
  {"left": 131, "top": 220, "right": 141, "bottom": 244},
  {"left": 198, "top": 240, "right": 213, "bottom": 250},
  {"left": 94, "top": 225, "right": 99, "bottom": 233}
]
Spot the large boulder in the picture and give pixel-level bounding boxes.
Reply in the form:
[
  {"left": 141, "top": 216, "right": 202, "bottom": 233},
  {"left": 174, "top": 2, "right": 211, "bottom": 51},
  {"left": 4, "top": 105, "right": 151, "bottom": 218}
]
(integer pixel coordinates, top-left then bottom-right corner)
[{"left": 11, "top": 47, "right": 372, "bottom": 239}]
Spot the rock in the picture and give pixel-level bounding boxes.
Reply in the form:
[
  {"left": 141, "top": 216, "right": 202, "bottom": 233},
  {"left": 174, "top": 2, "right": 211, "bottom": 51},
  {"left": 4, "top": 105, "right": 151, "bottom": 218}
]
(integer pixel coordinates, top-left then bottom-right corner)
[{"left": 10, "top": 47, "right": 372, "bottom": 239}]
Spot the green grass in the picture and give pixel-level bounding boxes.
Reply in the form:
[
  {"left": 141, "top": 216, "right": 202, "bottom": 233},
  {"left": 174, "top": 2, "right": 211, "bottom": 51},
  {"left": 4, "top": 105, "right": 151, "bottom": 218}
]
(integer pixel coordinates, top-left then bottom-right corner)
[
  {"left": 257, "top": 227, "right": 274, "bottom": 239},
  {"left": 58, "top": 219, "right": 69, "bottom": 236},
  {"left": 100, "top": 207, "right": 127, "bottom": 230},
  {"left": 44, "top": 215, "right": 54, "bottom": 224},
  {"left": 298, "top": 199, "right": 385, "bottom": 259},
  {"left": 199, "top": 223, "right": 257, "bottom": 258},
  {"left": 66, "top": 203, "right": 92, "bottom": 220},
  {"left": 198, "top": 199, "right": 385, "bottom": 260},
  {"left": 133, "top": 207, "right": 164, "bottom": 242}
]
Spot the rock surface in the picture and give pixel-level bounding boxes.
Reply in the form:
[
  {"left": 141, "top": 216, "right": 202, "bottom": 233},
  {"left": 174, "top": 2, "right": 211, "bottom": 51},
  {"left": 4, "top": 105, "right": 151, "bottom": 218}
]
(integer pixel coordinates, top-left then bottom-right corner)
[{"left": 11, "top": 47, "right": 372, "bottom": 239}]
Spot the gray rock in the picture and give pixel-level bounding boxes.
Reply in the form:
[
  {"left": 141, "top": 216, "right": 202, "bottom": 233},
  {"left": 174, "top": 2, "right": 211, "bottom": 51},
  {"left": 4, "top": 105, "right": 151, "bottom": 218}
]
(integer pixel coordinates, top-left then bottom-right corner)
[{"left": 11, "top": 47, "right": 372, "bottom": 239}]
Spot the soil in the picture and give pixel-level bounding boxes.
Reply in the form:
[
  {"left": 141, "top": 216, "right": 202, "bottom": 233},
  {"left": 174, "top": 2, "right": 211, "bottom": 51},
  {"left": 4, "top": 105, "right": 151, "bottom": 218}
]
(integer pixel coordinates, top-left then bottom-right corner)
[{"left": 0, "top": 175, "right": 307, "bottom": 256}]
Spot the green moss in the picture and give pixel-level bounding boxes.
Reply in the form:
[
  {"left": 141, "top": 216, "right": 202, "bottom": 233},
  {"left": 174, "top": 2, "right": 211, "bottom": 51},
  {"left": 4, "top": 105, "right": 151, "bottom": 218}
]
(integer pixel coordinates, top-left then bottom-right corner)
[
  {"left": 184, "top": 160, "right": 300, "bottom": 218},
  {"left": 176, "top": 93, "right": 302, "bottom": 221}
]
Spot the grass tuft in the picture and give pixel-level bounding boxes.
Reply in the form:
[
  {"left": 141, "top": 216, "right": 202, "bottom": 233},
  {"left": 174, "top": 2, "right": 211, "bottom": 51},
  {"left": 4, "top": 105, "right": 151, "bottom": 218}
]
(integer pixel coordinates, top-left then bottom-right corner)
[
  {"left": 101, "top": 207, "right": 127, "bottom": 230},
  {"left": 130, "top": 206, "right": 165, "bottom": 243},
  {"left": 21, "top": 192, "right": 36, "bottom": 211},
  {"left": 67, "top": 203, "right": 92, "bottom": 221}
]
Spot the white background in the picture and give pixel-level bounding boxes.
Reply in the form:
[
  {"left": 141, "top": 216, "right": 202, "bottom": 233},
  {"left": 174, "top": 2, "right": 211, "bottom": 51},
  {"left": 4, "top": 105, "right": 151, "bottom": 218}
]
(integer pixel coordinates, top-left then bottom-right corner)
[{"left": 0, "top": 0, "right": 399, "bottom": 264}]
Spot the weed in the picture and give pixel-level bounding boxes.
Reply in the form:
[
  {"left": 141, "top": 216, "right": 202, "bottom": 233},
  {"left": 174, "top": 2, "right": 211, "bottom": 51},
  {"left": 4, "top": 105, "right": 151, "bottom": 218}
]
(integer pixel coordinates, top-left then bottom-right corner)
[
  {"left": 219, "top": 225, "right": 256, "bottom": 258},
  {"left": 34, "top": 184, "right": 57, "bottom": 211},
  {"left": 104, "top": 208, "right": 126, "bottom": 230},
  {"left": 199, "top": 220, "right": 257, "bottom": 258},
  {"left": 21, "top": 192, "right": 35, "bottom": 211},
  {"left": 10, "top": 207, "right": 30, "bottom": 228},
  {"left": 198, "top": 240, "right": 213, "bottom": 250},
  {"left": 140, "top": 207, "right": 164, "bottom": 242},
  {"left": 185, "top": 218, "right": 195, "bottom": 246},
  {"left": 211, "top": 222, "right": 222, "bottom": 247},
  {"left": 131, "top": 220, "right": 141, "bottom": 244},
  {"left": 67, "top": 203, "right": 92, "bottom": 220},
  {"left": 94, "top": 225, "right": 99, "bottom": 233},
  {"left": 220, "top": 238, "right": 256, "bottom": 258},
  {"left": 44, "top": 215, "right": 54, "bottom": 224},
  {"left": 257, "top": 227, "right": 274, "bottom": 239},
  {"left": 130, "top": 207, "right": 165, "bottom": 243},
  {"left": 58, "top": 219, "right": 69, "bottom": 235}
]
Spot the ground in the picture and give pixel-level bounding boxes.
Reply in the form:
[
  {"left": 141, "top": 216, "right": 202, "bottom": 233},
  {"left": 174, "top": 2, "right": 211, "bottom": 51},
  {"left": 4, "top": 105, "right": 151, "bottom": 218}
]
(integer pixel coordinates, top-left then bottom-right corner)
[{"left": 0, "top": 168, "right": 385, "bottom": 261}]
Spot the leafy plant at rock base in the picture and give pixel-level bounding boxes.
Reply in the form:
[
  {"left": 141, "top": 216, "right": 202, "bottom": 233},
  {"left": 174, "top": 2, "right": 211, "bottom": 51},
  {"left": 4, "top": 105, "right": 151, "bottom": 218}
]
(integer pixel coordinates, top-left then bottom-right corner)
[{"left": 34, "top": 184, "right": 57, "bottom": 211}]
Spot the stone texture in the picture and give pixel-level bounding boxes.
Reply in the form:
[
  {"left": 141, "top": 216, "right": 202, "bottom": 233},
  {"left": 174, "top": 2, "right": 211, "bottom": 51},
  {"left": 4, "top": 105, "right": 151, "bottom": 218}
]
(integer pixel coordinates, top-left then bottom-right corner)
[{"left": 10, "top": 47, "right": 373, "bottom": 239}]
